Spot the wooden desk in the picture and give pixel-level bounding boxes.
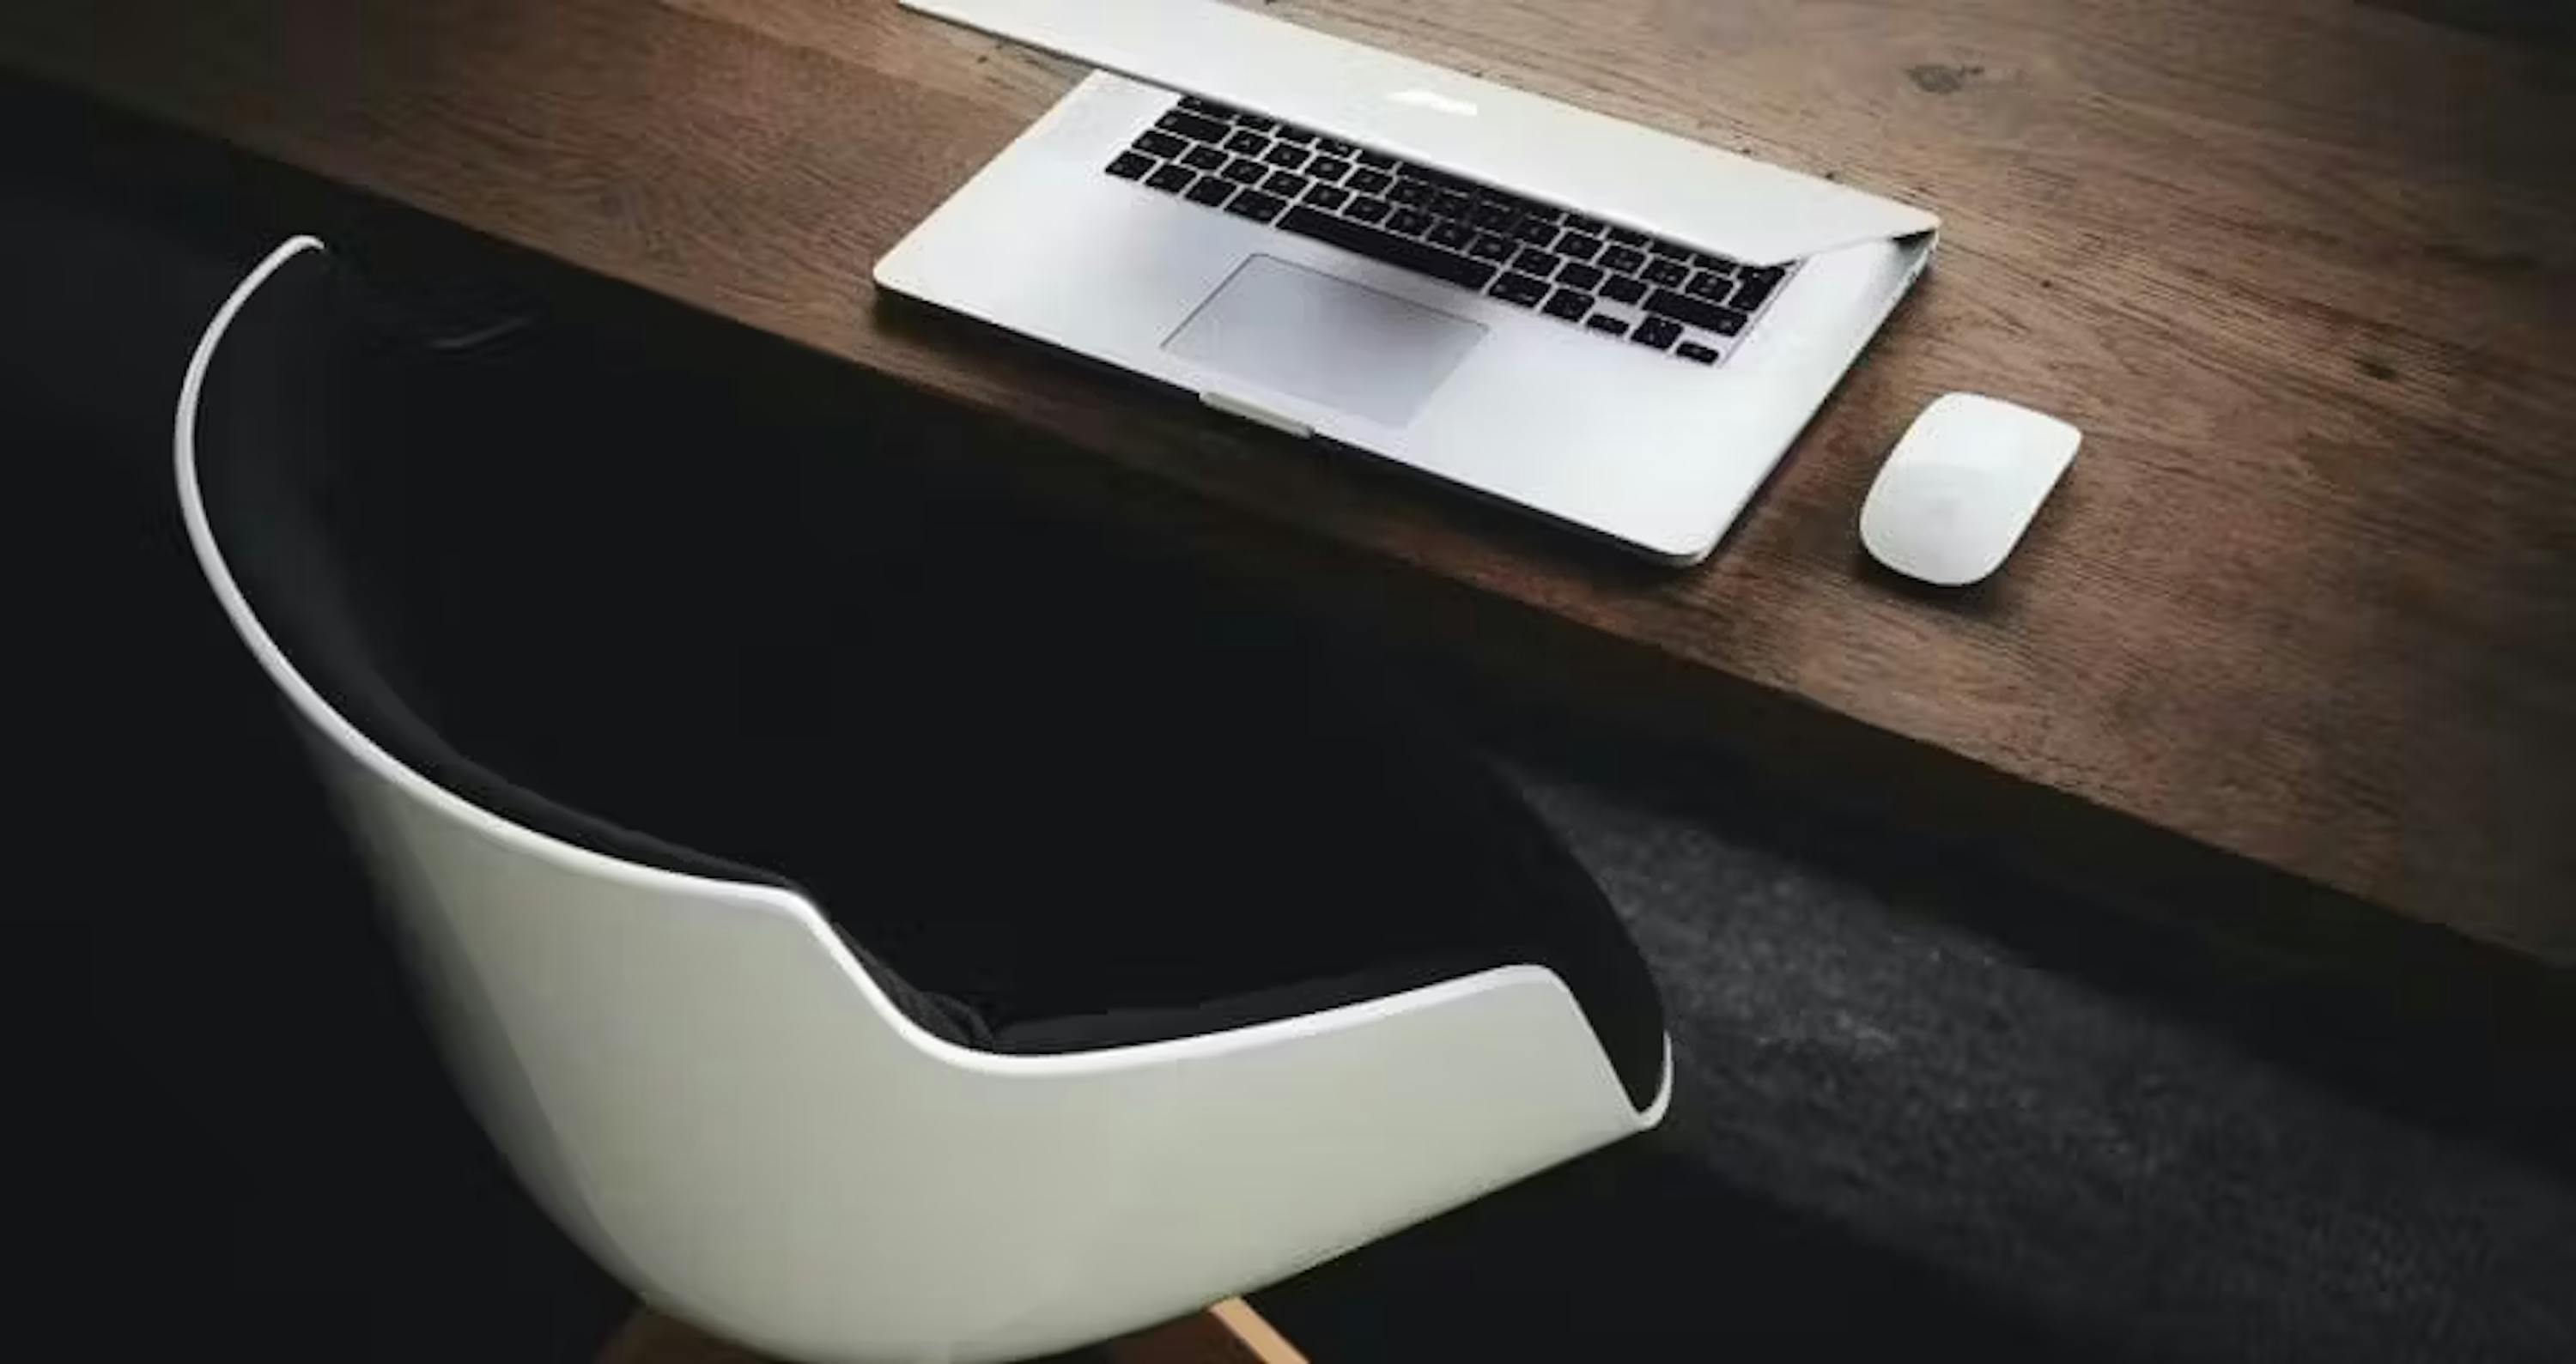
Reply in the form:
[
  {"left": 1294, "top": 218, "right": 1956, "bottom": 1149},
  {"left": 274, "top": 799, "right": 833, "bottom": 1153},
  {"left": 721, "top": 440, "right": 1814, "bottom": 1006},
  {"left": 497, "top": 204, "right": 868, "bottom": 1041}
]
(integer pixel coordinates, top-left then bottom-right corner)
[{"left": 9, "top": 0, "right": 2572, "bottom": 963}]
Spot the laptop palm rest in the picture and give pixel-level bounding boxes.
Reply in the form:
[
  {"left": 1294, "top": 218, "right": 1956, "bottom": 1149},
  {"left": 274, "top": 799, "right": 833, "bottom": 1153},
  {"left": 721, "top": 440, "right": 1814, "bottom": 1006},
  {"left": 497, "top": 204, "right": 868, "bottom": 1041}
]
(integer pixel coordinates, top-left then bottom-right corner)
[{"left": 1164, "top": 255, "right": 1485, "bottom": 427}]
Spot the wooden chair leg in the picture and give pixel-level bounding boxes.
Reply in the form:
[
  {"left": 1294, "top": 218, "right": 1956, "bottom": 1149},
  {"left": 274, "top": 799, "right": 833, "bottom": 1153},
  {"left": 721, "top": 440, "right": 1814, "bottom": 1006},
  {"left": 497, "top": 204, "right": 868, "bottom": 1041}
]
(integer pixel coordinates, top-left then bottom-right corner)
[
  {"left": 1104, "top": 1299, "right": 1310, "bottom": 1364},
  {"left": 599, "top": 1298, "right": 1308, "bottom": 1364}
]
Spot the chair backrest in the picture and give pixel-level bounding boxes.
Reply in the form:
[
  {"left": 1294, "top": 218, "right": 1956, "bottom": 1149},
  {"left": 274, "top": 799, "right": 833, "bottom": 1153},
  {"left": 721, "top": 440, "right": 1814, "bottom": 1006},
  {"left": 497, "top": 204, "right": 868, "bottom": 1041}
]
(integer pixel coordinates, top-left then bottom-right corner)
[{"left": 178, "top": 240, "right": 1661, "bottom": 1364}]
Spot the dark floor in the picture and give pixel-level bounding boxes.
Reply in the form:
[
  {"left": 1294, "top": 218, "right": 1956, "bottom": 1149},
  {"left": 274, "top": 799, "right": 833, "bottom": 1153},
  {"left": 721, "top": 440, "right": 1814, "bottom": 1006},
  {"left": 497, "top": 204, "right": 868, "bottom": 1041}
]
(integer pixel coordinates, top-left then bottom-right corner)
[
  {"left": 1252, "top": 744, "right": 2574, "bottom": 1361},
  {"left": 11, "top": 74, "right": 2573, "bottom": 1364}
]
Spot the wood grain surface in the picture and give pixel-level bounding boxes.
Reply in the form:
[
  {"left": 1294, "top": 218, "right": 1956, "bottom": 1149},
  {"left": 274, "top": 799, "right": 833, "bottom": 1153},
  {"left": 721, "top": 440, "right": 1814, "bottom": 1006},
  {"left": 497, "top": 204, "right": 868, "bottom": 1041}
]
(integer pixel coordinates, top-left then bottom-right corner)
[{"left": 6, "top": 0, "right": 2571, "bottom": 961}]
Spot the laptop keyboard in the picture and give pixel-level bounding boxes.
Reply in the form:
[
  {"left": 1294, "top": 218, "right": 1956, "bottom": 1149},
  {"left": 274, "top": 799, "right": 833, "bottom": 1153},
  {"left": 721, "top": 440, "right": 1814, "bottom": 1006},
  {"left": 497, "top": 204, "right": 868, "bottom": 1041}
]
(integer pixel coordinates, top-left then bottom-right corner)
[{"left": 1106, "top": 95, "right": 1796, "bottom": 368}]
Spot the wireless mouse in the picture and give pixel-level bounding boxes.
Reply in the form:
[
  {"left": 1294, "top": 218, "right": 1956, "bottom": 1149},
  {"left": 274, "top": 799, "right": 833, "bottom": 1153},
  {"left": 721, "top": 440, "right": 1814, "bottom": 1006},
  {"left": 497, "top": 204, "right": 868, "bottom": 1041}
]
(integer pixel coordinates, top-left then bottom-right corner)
[{"left": 1859, "top": 393, "right": 2080, "bottom": 586}]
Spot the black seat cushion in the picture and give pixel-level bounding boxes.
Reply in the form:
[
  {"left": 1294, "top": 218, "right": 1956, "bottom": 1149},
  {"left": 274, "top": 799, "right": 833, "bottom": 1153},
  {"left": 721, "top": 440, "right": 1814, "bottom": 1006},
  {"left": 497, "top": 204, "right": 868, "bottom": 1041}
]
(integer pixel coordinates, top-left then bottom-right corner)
[{"left": 192, "top": 246, "right": 1666, "bottom": 1108}]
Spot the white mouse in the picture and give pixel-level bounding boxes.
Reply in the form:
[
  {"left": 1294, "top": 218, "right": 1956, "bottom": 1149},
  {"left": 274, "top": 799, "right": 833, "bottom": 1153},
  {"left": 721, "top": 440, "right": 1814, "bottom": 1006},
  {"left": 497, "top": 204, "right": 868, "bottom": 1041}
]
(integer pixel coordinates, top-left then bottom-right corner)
[{"left": 1860, "top": 393, "right": 2081, "bottom": 586}]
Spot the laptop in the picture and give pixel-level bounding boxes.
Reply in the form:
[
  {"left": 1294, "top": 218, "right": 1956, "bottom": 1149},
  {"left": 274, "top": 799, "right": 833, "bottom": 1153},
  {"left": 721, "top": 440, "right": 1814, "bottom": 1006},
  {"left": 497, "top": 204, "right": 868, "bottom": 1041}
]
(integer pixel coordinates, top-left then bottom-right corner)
[{"left": 876, "top": 0, "right": 1941, "bottom": 563}]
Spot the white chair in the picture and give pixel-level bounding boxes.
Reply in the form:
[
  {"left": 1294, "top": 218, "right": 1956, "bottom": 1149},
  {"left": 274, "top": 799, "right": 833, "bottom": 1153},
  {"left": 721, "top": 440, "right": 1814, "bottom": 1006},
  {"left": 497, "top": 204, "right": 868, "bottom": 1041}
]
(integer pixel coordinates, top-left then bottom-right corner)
[{"left": 176, "top": 236, "right": 1668, "bottom": 1364}]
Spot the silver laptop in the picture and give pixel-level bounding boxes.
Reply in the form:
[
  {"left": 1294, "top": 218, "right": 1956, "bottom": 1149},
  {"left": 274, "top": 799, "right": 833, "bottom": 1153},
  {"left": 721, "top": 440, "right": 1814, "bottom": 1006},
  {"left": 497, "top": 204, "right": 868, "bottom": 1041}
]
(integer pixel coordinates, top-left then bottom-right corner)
[{"left": 877, "top": 0, "right": 1941, "bottom": 563}]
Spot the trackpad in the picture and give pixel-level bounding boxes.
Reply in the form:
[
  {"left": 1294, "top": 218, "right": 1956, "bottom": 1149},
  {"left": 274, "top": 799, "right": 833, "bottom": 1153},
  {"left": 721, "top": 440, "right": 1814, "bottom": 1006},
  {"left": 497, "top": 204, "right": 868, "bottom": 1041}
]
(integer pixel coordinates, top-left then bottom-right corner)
[{"left": 1163, "top": 255, "right": 1485, "bottom": 427}]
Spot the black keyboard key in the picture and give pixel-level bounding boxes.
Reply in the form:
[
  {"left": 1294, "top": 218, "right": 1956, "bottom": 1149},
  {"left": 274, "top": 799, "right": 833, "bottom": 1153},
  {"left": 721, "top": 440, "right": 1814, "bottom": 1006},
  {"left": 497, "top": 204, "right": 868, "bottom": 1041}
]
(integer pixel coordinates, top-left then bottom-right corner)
[
  {"left": 1601, "top": 275, "right": 1648, "bottom": 304},
  {"left": 1558, "top": 262, "right": 1605, "bottom": 291},
  {"left": 1542, "top": 288, "right": 1595, "bottom": 321},
  {"left": 1389, "top": 207, "right": 1434, "bottom": 235},
  {"left": 1145, "top": 163, "right": 1195, "bottom": 193},
  {"left": 1490, "top": 271, "right": 1550, "bottom": 306},
  {"left": 1356, "top": 149, "right": 1397, "bottom": 168},
  {"left": 1181, "top": 96, "right": 1239, "bottom": 119},
  {"left": 1556, "top": 233, "right": 1603, "bottom": 262},
  {"left": 1643, "top": 288, "right": 1749, "bottom": 335},
  {"left": 1432, "top": 190, "right": 1474, "bottom": 219},
  {"left": 1319, "top": 137, "right": 1357, "bottom": 156},
  {"left": 1346, "top": 168, "right": 1393, "bottom": 196},
  {"left": 1185, "top": 178, "right": 1235, "bottom": 208},
  {"left": 1224, "top": 156, "right": 1268, "bottom": 184},
  {"left": 1685, "top": 270, "right": 1735, "bottom": 303},
  {"left": 1731, "top": 269, "right": 1783, "bottom": 310},
  {"left": 1276, "top": 205, "right": 1499, "bottom": 290},
  {"left": 1471, "top": 233, "right": 1516, "bottom": 262},
  {"left": 1264, "top": 170, "right": 1310, "bottom": 197},
  {"left": 1388, "top": 179, "right": 1434, "bottom": 207},
  {"left": 1349, "top": 196, "right": 1394, "bottom": 224},
  {"left": 1600, "top": 245, "right": 1647, "bottom": 274},
  {"left": 1309, "top": 157, "right": 1352, "bottom": 183},
  {"left": 1226, "top": 130, "right": 1271, "bottom": 156},
  {"left": 1158, "top": 110, "right": 1231, "bottom": 142},
  {"left": 1520, "top": 204, "right": 1564, "bottom": 224},
  {"left": 1235, "top": 113, "right": 1278, "bottom": 131},
  {"left": 1675, "top": 342, "right": 1722, "bottom": 365},
  {"left": 1266, "top": 143, "right": 1311, "bottom": 169},
  {"left": 1226, "top": 190, "right": 1288, "bottom": 223},
  {"left": 1304, "top": 183, "right": 1351, "bottom": 210},
  {"left": 1515, "top": 247, "right": 1561, "bottom": 276},
  {"left": 1514, "top": 216, "right": 1558, "bottom": 245},
  {"left": 1276, "top": 125, "right": 1317, "bottom": 144},
  {"left": 1643, "top": 258, "right": 1690, "bottom": 287},
  {"left": 1184, "top": 143, "right": 1229, "bottom": 172},
  {"left": 1632, "top": 316, "right": 1683, "bottom": 350},
  {"left": 1565, "top": 214, "right": 1607, "bottom": 234},
  {"left": 1694, "top": 252, "right": 1736, "bottom": 272},
  {"left": 1429, "top": 219, "right": 1477, "bottom": 250},
  {"left": 1585, "top": 314, "right": 1630, "bottom": 337},
  {"left": 1607, "top": 226, "right": 1648, "bottom": 245},
  {"left": 1469, "top": 200, "right": 1519, "bottom": 232},
  {"left": 1107, "top": 151, "right": 1153, "bottom": 179},
  {"left": 1135, "top": 130, "right": 1189, "bottom": 160},
  {"left": 1649, "top": 238, "right": 1692, "bottom": 259}
]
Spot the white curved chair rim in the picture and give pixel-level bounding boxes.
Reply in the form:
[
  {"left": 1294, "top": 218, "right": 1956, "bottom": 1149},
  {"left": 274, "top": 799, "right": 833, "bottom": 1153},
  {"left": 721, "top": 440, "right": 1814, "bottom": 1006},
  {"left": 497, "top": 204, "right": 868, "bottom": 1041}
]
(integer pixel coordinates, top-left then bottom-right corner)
[{"left": 178, "top": 235, "right": 1668, "bottom": 1364}]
